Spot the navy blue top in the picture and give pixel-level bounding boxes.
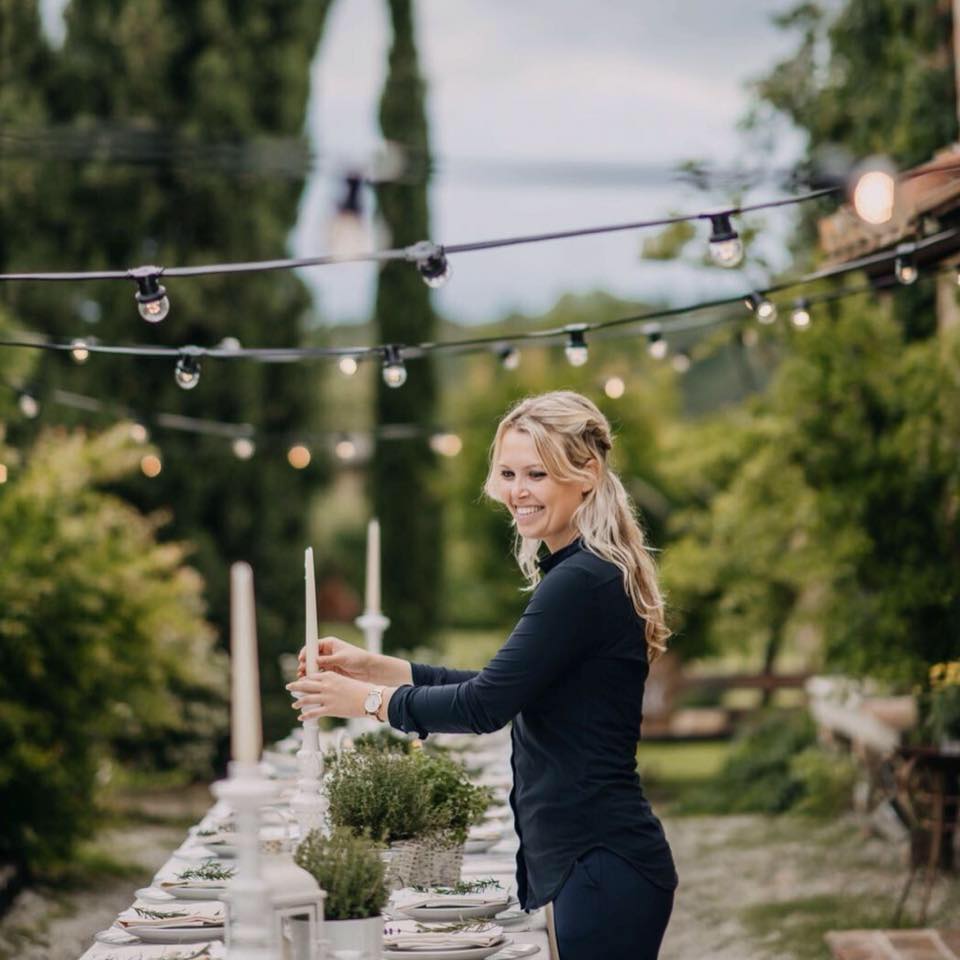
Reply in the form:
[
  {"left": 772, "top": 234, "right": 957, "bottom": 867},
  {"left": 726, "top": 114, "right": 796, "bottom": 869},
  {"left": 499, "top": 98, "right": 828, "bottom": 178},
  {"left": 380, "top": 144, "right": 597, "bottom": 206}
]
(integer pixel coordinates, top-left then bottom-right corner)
[{"left": 387, "top": 538, "right": 678, "bottom": 910}]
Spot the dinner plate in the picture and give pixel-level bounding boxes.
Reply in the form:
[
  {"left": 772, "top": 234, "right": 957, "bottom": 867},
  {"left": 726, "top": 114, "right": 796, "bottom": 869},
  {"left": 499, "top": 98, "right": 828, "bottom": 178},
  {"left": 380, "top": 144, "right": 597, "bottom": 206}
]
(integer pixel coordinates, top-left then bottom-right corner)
[
  {"left": 135, "top": 886, "right": 179, "bottom": 903},
  {"left": 383, "top": 935, "right": 512, "bottom": 959},
  {"left": 123, "top": 924, "right": 225, "bottom": 944},
  {"left": 161, "top": 884, "right": 228, "bottom": 901},
  {"left": 464, "top": 837, "right": 499, "bottom": 854},
  {"left": 397, "top": 899, "right": 512, "bottom": 922}
]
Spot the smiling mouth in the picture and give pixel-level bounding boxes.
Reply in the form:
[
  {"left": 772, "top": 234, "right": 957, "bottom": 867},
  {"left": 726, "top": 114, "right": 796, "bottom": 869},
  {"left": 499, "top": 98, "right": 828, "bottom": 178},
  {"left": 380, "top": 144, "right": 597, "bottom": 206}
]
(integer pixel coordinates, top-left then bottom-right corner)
[{"left": 515, "top": 506, "right": 544, "bottom": 519}]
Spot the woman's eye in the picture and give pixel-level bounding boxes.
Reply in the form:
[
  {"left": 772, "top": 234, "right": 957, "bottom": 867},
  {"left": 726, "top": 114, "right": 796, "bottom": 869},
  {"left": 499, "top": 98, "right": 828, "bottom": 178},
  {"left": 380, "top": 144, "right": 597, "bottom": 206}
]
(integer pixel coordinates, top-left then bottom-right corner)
[
  {"left": 500, "top": 470, "right": 514, "bottom": 479},
  {"left": 529, "top": 472, "right": 546, "bottom": 480}
]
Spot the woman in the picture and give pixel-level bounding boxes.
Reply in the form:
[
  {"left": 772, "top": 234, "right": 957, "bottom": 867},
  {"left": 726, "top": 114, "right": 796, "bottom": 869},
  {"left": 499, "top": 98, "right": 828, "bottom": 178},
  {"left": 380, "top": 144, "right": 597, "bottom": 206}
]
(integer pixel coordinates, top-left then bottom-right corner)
[{"left": 288, "top": 391, "right": 677, "bottom": 960}]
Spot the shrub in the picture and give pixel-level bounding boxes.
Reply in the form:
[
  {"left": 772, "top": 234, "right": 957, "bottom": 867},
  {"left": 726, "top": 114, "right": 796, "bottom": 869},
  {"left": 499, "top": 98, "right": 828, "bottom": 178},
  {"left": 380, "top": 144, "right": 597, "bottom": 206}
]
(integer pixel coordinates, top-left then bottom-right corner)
[
  {"left": 294, "top": 827, "right": 388, "bottom": 921},
  {"left": 789, "top": 747, "right": 857, "bottom": 817},
  {"left": 414, "top": 751, "right": 492, "bottom": 844}
]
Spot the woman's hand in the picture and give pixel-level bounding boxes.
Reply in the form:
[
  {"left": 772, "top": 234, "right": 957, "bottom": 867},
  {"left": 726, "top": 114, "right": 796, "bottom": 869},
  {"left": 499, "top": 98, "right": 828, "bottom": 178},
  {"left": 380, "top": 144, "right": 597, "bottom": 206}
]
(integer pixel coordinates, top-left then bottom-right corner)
[
  {"left": 297, "top": 636, "right": 374, "bottom": 682},
  {"left": 287, "top": 671, "right": 384, "bottom": 721}
]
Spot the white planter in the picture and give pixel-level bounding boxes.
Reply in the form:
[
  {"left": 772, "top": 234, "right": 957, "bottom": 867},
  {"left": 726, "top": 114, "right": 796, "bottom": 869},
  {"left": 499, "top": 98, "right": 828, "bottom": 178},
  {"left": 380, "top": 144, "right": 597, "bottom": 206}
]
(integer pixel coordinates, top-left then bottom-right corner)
[{"left": 323, "top": 915, "right": 383, "bottom": 960}]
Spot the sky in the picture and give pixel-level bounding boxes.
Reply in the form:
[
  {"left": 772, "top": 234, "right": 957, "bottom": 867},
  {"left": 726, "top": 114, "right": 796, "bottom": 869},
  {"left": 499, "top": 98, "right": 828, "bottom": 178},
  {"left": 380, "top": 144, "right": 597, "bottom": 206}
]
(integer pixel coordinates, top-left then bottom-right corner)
[{"left": 290, "top": 0, "right": 809, "bottom": 326}]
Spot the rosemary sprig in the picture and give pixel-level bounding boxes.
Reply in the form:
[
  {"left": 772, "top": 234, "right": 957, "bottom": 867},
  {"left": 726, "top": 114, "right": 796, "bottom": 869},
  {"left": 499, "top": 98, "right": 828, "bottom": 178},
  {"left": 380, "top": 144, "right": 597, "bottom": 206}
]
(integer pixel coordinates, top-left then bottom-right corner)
[
  {"left": 133, "top": 906, "right": 188, "bottom": 919},
  {"left": 176, "top": 860, "right": 235, "bottom": 882},
  {"left": 412, "top": 920, "right": 498, "bottom": 933},
  {"left": 411, "top": 877, "right": 502, "bottom": 895}
]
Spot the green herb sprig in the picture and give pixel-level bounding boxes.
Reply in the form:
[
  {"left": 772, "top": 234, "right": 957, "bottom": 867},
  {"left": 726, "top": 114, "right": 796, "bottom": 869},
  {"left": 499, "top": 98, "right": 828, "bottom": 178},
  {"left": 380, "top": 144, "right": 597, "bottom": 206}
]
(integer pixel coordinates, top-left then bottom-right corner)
[
  {"left": 176, "top": 861, "right": 235, "bottom": 882},
  {"left": 411, "top": 877, "right": 502, "bottom": 895}
]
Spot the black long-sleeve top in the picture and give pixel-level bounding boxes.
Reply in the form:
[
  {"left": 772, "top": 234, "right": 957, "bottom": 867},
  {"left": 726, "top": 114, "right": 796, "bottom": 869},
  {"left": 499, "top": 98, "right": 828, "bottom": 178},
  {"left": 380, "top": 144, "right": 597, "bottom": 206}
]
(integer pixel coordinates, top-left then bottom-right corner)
[{"left": 387, "top": 538, "right": 678, "bottom": 910}]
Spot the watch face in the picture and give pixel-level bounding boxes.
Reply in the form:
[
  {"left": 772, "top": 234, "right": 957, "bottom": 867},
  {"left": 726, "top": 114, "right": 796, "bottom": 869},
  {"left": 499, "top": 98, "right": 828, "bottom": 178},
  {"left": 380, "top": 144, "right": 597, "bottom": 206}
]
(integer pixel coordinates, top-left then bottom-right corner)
[{"left": 364, "top": 691, "right": 381, "bottom": 713}]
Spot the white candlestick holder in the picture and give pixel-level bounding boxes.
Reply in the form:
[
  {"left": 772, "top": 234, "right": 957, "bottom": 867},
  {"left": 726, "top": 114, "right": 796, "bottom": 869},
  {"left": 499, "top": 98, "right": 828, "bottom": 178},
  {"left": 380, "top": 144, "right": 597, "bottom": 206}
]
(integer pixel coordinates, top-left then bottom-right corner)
[
  {"left": 290, "top": 715, "right": 328, "bottom": 840},
  {"left": 354, "top": 610, "right": 390, "bottom": 659},
  {"left": 212, "top": 761, "right": 278, "bottom": 960}
]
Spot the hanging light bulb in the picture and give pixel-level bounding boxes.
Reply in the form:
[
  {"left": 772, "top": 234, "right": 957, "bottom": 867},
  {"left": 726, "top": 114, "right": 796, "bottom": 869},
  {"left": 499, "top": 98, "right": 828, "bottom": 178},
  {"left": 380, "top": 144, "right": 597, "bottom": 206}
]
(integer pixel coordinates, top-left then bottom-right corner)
[
  {"left": 129, "top": 421, "right": 150, "bottom": 444},
  {"left": 894, "top": 243, "right": 918, "bottom": 285},
  {"left": 604, "top": 376, "right": 625, "bottom": 399},
  {"left": 382, "top": 345, "right": 407, "bottom": 388},
  {"left": 338, "top": 355, "right": 359, "bottom": 376},
  {"left": 498, "top": 345, "right": 520, "bottom": 371},
  {"left": 744, "top": 291, "right": 777, "bottom": 324},
  {"left": 790, "top": 298, "right": 811, "bottom": 329},
  {"left": 287, "top": 444, "right": 311, "bottom": 469},
  {"left": 671, "top": 351, "right": 692, "bottom": 373},
  {"left": 646, "top": 329, "right": 669, "bottom": 360},
  {"left": 849, "top": 157, "right": 897, "bottom": 225},
  {"left": 334, "top": 437, "right": 357, "bottom": 461},
  {"left": 564, "top": 326, "right": 589, "bottom": 367},
  {"left": 174, "top": 349, "right": 202, "bottom": 390},
  {"left": 232, "top": 437, "right": 255, "bottom": 460},
  {"left": 707, "top": 213, "right": 743, "bottom": 268},
  {"left": 70, "top": 338, "right": 90, "bottom": 363},
  {"left": 140, "top": 453, "right": 162, "bottom": 478},
  {"left": 328, "top": 173, "right": 367, "bottom": 257},
  {"left": 130, "top": 266, "right": 170, "bottom": 323},
  {"left": 217, "top": 336, "right": 242, "bottom": 352},
  {"left": 18, "top": 392, "right": 39, "bottom": 419},
  {"left": 430, "top": 432, "right": 463, "bottom": 457},
  {"left": 408, "top": 240, "right": 452, "bottom": 288}
]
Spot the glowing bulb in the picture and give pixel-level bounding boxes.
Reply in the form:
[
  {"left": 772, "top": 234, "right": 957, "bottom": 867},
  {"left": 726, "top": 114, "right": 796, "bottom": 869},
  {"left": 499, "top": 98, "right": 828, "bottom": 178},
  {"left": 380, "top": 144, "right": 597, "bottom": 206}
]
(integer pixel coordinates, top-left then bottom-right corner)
[
  {"left": 174, "top": 353, "right": 201, "bottom": 390},
  {"left": 671, "top": 351, "right": 691, "bottom": 373},
  {"left": 232, "top": 437, "right": 255, "bottom": 460},
  {"left": 0, "top": 463, "right": 7, "bottom": 484},
  {"left": 18, "top": 393, "right": 39, "bottom": 419},
  {"left": 70, "top": 339, "right": 90, "bottom": 363},
  {"left": 850, "top": 158, "right": 896, "bottom": 225},
  {"left": 647, "top": 331, "right": 668, "bottom": 360},
  {"left": 129, "top": 422, "right": 149, "bottom": 443},
  {"left": 218, "top": 336, "right": 242, "bottom": 352},
  {"left": 430, "top": 433, "right": 463, "bottom": 457},
  {"left": 790, "top": 299, "right": 811, "bottom": 329},
  {"left": 140, "top": 454, "right": 162, "bottom": 478},
  {"left": 131, "top": 268, "right": 170, "bottom": 323},
  {"left": 564, "top": 327, "right": 589, "bottom": 367},
  {"left": 604, "top": 376, "right": 625, "bottom": 399},
  {"left": 894, "top": 244, "right": 918, "bottom": 285},
  {"left": 409, "top": 241, "right": 452, "bottom": 288},
  {"left": 498, "top": 346, "right": 520, "bottom": 371},
  {"left": 334, "top": 438, "right": 357, "bottom": 461},
  {"left": 338, "top": 356, "right": 359, "bottom": 376},
  {"left": 287, "top": 445, "right": 311, "bottom": 469},
  {"left": 745, "top": 292, "right": 777, "bottom": 324},
  {"left": 382, "top": 345, "right": 407, "bottom": 388},
  {"left": 707, "top": 213, "right": 743, "bottom": 268}
]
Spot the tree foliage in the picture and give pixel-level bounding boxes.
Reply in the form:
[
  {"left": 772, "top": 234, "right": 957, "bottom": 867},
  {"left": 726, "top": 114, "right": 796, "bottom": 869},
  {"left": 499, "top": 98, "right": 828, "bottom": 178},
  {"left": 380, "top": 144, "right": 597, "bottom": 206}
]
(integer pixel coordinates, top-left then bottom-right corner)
[{"left": 0, "top": 424, "right": 227, "bottom": 875}]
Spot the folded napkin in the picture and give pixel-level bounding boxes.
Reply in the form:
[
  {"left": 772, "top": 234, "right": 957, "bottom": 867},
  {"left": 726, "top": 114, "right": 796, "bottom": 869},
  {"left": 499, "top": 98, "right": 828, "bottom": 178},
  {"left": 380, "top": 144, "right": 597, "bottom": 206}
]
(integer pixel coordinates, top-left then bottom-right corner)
[
  {"left": 159, "top": 877, "right": 229, "bottom": 889},
  {"left": 117, "top": 904, "right": 224, "bottom": 929},
  {"left": 395, "top": 892, "right": 508, "bottom": 909},
  {"left": 383, "top": 921, "right": 503, "bottom": 950}
]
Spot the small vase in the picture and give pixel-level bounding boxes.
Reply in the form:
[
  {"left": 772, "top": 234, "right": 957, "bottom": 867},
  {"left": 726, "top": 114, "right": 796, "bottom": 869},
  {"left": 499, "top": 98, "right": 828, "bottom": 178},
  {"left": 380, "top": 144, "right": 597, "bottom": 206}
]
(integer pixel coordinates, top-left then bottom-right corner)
[{"left": 323, "top": 915, "right": 383, "bottom": 960}]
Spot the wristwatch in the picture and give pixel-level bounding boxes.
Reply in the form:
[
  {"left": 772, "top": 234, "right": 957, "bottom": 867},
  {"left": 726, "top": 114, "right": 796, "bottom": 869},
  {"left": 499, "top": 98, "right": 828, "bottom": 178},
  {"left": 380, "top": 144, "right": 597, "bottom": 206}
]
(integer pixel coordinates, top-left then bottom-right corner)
[{"left": 363, "top": 686, "right": 385, "bottom": 720}]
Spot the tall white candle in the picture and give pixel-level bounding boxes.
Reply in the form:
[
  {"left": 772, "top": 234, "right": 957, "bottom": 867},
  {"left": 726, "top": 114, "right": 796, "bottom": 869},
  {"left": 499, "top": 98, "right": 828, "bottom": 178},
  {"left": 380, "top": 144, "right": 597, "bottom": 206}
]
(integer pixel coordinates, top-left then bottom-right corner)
[
  {"left": 230, "top": 562, "right": 261, "bottom": 765},
  {"left": 365, "top": 518, "right": 381, "bottom": 614},
  {"left": 305, "top": 547, "right": 319, "bottom": 673}
]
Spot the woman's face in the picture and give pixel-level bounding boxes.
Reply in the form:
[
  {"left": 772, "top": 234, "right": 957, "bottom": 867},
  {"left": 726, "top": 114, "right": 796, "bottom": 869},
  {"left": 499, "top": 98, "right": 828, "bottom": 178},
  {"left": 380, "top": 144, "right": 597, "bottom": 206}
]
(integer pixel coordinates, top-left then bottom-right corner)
[{"left": 494, "top": 428, "right": 591, "bottom": 552}]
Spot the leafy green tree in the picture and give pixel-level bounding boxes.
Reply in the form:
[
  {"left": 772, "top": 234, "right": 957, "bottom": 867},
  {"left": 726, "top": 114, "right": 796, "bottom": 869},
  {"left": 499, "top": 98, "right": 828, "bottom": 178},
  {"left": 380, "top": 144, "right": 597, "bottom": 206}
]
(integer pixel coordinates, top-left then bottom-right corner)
[
  {"left": 0, "top": 423, "right": 227, "bottom": 876},
  {"left": 0, "top": 0, "right": 335, "bottom": 737},
  {"left": 371, "top": 0, "right": 442, "bottom": 652}
]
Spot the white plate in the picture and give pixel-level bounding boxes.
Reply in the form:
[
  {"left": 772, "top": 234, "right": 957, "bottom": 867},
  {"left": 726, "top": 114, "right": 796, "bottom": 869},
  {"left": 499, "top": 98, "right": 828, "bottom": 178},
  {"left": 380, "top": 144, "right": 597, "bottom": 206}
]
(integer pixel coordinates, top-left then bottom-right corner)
[
  {"left": 135, "top": 886, "right": 178, "bottom": 903},
  {"left": 464, "top": 838, "right": 499, "bottom": 854},
  {"left": 160, "top": 884, "right": 228, "bottom": 901},
  {"left": 398, "top": 899, "right": 511, "bottom": 922},
  {"left": 123, "top": 925, "right": 224, "bottom": 944},
  {"left": 383, "top": 935, "right": 512, "bottom": 959}
]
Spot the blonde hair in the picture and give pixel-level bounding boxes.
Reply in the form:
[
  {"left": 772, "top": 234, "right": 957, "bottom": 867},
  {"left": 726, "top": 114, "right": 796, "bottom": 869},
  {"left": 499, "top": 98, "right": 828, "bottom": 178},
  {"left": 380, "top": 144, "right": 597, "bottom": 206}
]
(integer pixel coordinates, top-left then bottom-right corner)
[{"left": 483, "top": 391, "right": 669, "bottom": 662}]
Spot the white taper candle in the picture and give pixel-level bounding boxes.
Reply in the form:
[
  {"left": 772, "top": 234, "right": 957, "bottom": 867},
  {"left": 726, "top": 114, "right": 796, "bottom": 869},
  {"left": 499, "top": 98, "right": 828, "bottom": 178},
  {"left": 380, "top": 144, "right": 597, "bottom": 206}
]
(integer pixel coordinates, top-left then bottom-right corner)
[
  {"left": 305, "top": 546, "right": 319, "bottom": 673},
  {"left": 365, "top": 518, "right": 381, "bottom": 614},
  {"left": 230, "top": 562, "right": 262, "bottom": 765}
]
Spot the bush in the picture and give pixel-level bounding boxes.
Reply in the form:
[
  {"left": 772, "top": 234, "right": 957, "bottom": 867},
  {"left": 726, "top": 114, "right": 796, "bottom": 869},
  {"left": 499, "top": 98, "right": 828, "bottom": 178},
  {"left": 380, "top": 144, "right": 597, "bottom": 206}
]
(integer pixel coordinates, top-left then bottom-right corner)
[
  {"left": 295, "top": 827, "right": 388, "bottom": 921},
  {"left": 0, "top": 426, "right": 227, "bottom": 877},
  {"left": 414, "top": 751, "right": 492, "bottom": 844},
  {"left": 789, "top": 747, "right": 857, "bottom": 817}
]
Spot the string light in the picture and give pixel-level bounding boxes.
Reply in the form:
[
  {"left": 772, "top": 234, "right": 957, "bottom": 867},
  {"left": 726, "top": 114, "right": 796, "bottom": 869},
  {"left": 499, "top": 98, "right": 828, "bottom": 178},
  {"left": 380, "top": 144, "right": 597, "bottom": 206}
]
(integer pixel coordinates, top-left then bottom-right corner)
[
  {"left": 790, "top": 298, "right": 811, "bottom": 329},
  {"left": 894, "top": 243, "right": 918, "bottom": 285},
  {"left": 18, "top": 392, "right": 39, "bottom": 418},
  {"left": 287, "top": 444, "right": 311, "bottom": 469},
  {"left": 334, "top": 437, "right": 357, "bottom": 461},
  {"left": 564, "top": 326, "right": 589, "bottom": 366},
  {"left": 430, "top": 432, "right": 463, "bottom": 457},
  {"left": 174, "top": 349, "right": 202, "bottom": 390},
  {"left": 707, "top": 213, "right": 743, "bottom": 268},
  {"left": 232, "top": 437, "right": 255, "bottom": 460},
  {"left": 671, "top": 351, "right": 691, "bottom": 373},
  {"left": 218, "top": 336, "right": 242, "bottom": 352},
  {"left": 328, "top": 173, "right": 367, "bottom": 257},
  {"left": 338, "top": 355, "right": 359, "bottom": 376},
  {"left": 382, "top": 345, "right": 407, "bottom": 388},
  {"left": 409, "top": 241, "right": 452, "bottom": 289},
  {"left": 604, "top": 376, "right": 625, "bottom": 399},
  {"left": 129, "top": 422, "right": 149, "bottom": 443},
  {"left": 140, "top": 453, "right": 162, "bottom": 478},
  {"left": 130, "top": 266, "right": 170, "bottom": 323},
  {"left": 744, "top": 291, "right": 777, "bottom": 324},
  {"left": 647, "top": 329, "right": 669, "bottom": 359},
  {"left": 70, "top": 338, "right": 90, "bottom": 363},
  {"left": 498, "top": 345, "right": 520, "bottom": 371},
  {"left": 850, "top": 157, "right": 896, "bottom": 226}
]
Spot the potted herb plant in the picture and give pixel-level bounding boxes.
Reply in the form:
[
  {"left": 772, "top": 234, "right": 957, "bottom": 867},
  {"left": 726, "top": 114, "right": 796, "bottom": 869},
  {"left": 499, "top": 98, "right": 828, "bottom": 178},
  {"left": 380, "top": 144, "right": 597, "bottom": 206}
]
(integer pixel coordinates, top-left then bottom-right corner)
[
  {"left": 927, "top": 661, "right": 960, "bottom": 752},
  {"left": 295, "top": 827, "right": 388, "bottom": 959}
]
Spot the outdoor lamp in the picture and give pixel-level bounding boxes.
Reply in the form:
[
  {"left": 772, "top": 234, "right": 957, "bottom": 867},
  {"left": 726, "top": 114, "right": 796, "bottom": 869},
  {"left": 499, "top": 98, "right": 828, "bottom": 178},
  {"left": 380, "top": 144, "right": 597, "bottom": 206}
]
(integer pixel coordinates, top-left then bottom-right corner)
[
  {"left": 382, "top": 345, "right": 407, "bottom": 387},
  {"left": 18, "top": 391, "right": 39, "bottom": 419},
  {"left": 707, "top": 213, "right": 744, "bottom": 268},
  {"left": 174, "top": 348, "right": 202, "bottom": 390},
  {"left": 790, "top": 298, "right": 811, "bottom": 329},
  {"left": 408, "top": 240, "right": 452, "bottom": 288},
  {"left": 647, "top": 329, "right": 668, "bottom": 359},
  {"left": 744, "top": 291, "right": 777, "bottom": 324},
  {"left": 849, "top": 157, "right": 897, "bottom": 226},
  {"left": 328, "top": 173, "right": 367, "bottom": 258},
  {"left": 130, "top": 266, "right": 170, "bottom": 323},
  {"left": 564, "top": 326, "right": 589, "bottom": 366},
  {"left": 894, "top": 243, "right": 918, "bottom": 285},
  {"left": 498, "top": 345, "right": 520, "bottom": 370}
]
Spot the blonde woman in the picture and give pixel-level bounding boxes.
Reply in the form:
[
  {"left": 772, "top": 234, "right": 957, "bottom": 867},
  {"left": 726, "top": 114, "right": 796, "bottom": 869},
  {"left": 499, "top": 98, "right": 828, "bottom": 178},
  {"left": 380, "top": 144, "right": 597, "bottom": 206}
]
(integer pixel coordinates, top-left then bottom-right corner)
[{"left": 289, "top": 391, "right": 677, "bottom": 959}]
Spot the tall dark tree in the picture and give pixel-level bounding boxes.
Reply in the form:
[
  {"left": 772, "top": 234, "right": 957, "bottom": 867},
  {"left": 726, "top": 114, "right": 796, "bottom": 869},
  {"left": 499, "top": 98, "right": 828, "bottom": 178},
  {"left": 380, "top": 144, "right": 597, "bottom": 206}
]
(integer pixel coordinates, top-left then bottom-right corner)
[
  {"left": 371, "top": 0, "right": 442, "bottom": 652},
  {"left": 0, "top": 0, "right": 336, "bottom": 737}
]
